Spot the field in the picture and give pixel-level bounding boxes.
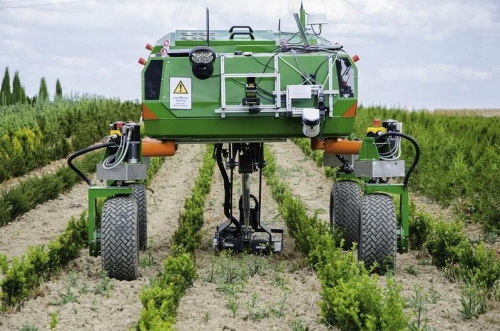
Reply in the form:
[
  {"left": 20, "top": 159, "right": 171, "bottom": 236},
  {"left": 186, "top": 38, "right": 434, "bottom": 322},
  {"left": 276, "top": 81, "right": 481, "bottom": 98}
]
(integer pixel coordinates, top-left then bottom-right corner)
[{"left": 1, "top": 104, "right": 500, "bottom": 330}]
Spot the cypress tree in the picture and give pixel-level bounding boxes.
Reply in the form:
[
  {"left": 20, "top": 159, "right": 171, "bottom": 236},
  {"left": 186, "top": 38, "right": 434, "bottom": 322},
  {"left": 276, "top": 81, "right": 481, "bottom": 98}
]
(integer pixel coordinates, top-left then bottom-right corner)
[
  {"left": 0, "top": 67, "right": 11, "bottom": 106},
  {"left": 38, "top": 77, "right": 49, "bottom": 102},
  {"left": 55, "top": 78, "right": 63, "bottom": 100},
  {"left": 12, "top": 71, "right": 24, "bottom": 104}
]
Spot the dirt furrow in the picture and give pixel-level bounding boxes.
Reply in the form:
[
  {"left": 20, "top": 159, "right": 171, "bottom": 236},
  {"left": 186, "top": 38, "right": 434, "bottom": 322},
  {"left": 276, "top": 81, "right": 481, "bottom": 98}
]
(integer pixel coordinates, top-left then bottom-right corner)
[
  {"left": 0, "top": 178, "right": 92, "bottom": 259},
  {"left": 174, "top": 145, "right": 328, "bottom": 331},
  {"left": 0, "top": 144, "right": 205, "bottom": 331},
  {"left": 267, "top": 142, "right": 330, "bottom": 224}
]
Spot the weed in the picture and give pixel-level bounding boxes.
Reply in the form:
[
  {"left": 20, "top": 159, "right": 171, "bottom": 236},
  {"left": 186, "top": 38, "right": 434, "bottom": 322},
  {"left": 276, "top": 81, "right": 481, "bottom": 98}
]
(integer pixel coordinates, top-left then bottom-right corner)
[
  {"left": 405, "top": 264, "right": 418, "bottom": 276},
  {"left": 428, "top": 286, "right": 439, "bottom": 304},
  {"left": 49, "top": 284, "right": 79, "bottom": 306},
  {"left": 78, "top": 283, "right": 89, "bottom": 295},
  {"left": 216, "top": 283, "right": 243, "bottom": 296},
  {"left": 90, "top": 299, "right": 97, "bottom": 312},
  {"left": 288, "top": 318, "right": 307, "bottom": 331},
  {"left": 407, "top": 284, "right": 433, "bottom": 331},
  {"left": 202, "top": 311, "right": 210, "bottom": 323},
  {"left": 247, "top": 306, "right": 270, "bottom": 321},
  {"left": 245, "top": 254, "right": 268, "bottom": 277},
  {"left": 272, "top": 262, "right": 288, "bottom": 290},
  {"left": 140, "top": 241, "right": 156, "bottom": 267},
  {"left": 19, "top": 324, "right": 38, "bottom": 331},
  {"left": 94, "top": 271, "right": 114, "bottom": 297},
  {"left": 202, "top": 256, "right": 216, "bottom": 283},
  {"left": 48, "top": 311, "right": 58, "bottom": 331},
  {"left": 226, "top": 297, "right": 239, "bottom": 318},
  {"left": 247, "top": 292, "right": 259, "bottom": 309},
  {"left": 459, "top": 281, "right": 487, "bottom": 319},
  {"left": 68, "top": 271, "right": 78, "bottom": 288},
  {"left": 270, "top": 294, "right": 287, "bottom": 318}
]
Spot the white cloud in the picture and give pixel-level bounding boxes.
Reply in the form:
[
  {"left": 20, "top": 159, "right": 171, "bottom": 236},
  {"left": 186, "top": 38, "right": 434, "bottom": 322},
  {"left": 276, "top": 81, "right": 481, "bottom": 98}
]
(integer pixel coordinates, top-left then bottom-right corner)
[
  {"left": 378, "top": 64, "right": 493, "bottom": 83},
  {"left": 1, "top": 39, "right": 25, "bottom": 51}
]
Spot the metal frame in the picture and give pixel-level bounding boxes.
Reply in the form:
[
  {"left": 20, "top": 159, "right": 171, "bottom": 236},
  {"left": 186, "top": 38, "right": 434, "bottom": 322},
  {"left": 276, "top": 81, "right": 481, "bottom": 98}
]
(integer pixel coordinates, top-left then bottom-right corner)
[{"left": 215, "top": 54, "right": 339, "bottom": 118}]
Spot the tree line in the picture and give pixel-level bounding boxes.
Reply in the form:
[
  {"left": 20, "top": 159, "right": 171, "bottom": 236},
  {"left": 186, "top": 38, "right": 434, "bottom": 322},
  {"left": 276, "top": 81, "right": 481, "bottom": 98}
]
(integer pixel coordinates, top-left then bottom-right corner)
[{"left": 0, "top": 67, "right": 63, "bottom": 106}]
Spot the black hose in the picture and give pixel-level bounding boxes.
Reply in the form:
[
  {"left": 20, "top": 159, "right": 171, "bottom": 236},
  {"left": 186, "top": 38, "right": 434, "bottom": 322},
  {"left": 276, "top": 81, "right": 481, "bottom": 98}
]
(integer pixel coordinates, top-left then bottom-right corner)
[
  {"left": 67, "top": 142, "right": 115, "bottom": 186},
  {"left": 375, "top": 132, "right": 420, "bottom": 187},
  {"left": 215, "top": 144, "right": 241, "bottom": 234}
]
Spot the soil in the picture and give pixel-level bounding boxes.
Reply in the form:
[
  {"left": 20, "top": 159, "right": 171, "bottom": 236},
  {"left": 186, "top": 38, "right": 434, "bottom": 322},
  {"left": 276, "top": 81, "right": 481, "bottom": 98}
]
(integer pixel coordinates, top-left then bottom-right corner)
[{"left": 1, "top": 140, "right": 500, "bottom": 330}]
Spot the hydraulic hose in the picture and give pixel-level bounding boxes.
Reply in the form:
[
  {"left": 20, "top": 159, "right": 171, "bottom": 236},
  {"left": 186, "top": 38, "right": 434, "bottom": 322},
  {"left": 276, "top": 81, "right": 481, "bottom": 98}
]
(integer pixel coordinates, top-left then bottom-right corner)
[
  {"left": 215, "top": 144, "right": 241, "bottom": 234},
  {"left": 67, "top": 142, "right": 115, "bottom": 186},
  {"left": 375, "top": 132, "right": 420, "bottom": 187}
]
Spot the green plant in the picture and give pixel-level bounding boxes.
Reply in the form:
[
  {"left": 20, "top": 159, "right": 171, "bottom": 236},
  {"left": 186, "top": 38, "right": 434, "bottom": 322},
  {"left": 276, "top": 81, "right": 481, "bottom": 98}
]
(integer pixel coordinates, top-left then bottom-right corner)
[
  {"left": 405, "top": 264, "right": 418, "bottom": 276},
  {"left": 270, "top": 294, "right": 287, "bottom": 318},
  {"left": 140, "top": 242, "right": 156, "bottom": 268},
  {"left": 0, "top": 212, "right": 87, "bottom": 309},
  {"left": 90, "top": 299, "right": 98, "bottom": 312},
  {"left": 459, "top": 271, "right": 488, "bottom": 319},
  {"left": 409, "top": 209, "right": 432, "bottom": 251},
  {"left": 288, "top": 318, "right": 307, "bottom": 331},
  {"left": 48, "top": 311, "right": 59, "bottom": 331},
  {"left": 272, "top": 262, "right": 288, "bottom": 290},
  {"left": 226, "top": 297, "right": 239, "bottom": 318},
  {"left": 425, "top": 220, "right": 467, "bottom": 269},
  {"left": 137, "top": 146, "right": 215, "bottom": 330},
  {"left": 244, "top": 253, "right": 268, "bottom": 277},
  {"left": 19, "top": 324, "right": 39, "bottom": 331},
  {"left": 202, "top": 311, "right": 210, "bottom": 323},
  {"left": 79, "top": 284, "right": 89, "bottom": 295},
  {"left": 94, "top": 271, "right": 114, "bottom": 297},
  {"left": 50, "top": 287, "right": 79, "bottom": 306},
  {"left": 428, "top": 286, "right": 439, "bottom": 304},
  {"left": 407, "top": 284, "right": 432, "bottom": 331}
]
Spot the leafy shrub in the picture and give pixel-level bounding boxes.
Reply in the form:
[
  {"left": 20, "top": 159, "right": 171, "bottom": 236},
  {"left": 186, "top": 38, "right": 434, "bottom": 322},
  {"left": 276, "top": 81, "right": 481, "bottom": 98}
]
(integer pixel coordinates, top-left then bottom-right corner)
[
  {"left": 137, "top": 146, "right": 215, "bottom": 329},
  {"left": 425, "top": 220, "right": 467, "bottom": 269},
  {"left": 409, "top": 209, "right": 433, "bottom": 250},
  {"left": 263, "top": 146, "right": 408, "bottom": 331},
  {"left": 0, "top": 212, "right": 87, "bottom": 308}
]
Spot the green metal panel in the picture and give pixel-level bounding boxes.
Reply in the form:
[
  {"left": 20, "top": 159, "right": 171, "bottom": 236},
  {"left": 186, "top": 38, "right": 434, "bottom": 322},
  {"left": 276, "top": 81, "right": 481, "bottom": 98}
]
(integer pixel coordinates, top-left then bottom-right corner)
[{"left": 141, "top": 50, "right": 358, "bottom": 140}]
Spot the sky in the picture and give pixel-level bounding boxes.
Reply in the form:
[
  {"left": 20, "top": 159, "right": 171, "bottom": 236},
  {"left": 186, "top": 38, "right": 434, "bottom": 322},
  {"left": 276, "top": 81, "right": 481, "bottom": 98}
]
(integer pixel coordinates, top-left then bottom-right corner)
[{"left": 0, "top": 0, "right": 499, "bottom": 110}]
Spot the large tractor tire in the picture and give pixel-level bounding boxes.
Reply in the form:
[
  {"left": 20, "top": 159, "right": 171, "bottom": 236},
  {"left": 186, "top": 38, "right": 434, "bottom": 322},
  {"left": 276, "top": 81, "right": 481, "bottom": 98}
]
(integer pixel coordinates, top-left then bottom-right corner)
[
  {"left": 330, "top": 180, "right": 362, "bottom": 249},
  {"left": 130, "top": 184, "right": 147, "bottom": 250},
  {"left": 101, "top": 196, "right": 139, "bottom": 281},
  {"left": 358, "top": 193, "right": 396, "bottom": 271}
]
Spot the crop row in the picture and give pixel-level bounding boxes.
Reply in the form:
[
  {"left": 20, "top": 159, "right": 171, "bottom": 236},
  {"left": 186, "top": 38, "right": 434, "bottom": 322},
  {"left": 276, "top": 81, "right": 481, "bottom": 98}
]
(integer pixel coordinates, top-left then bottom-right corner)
[
  {"left": 262, "top": 146, "right": 407, "bottom": 330},
  {"left": 0, "top": 151, "right": 101, "bottom": 227},
  {"left": 137, "top": 146, "right": 215, "bottom": 330},
  {"left": 293, "top": 137, "right": 500, "bottom": 319},
  {"left": 0, "top": 156, "right": 165, "bottom": 310},
  {"left": 0, "top": 98, "right": 140, "bottom": 183}
]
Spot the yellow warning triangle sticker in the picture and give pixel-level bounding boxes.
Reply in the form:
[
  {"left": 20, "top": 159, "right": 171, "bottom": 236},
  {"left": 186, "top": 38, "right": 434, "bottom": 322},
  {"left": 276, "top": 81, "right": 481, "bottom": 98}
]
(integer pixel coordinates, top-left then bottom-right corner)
[{"left": 173, "top": 80, "right": 188, "bottom": 94}]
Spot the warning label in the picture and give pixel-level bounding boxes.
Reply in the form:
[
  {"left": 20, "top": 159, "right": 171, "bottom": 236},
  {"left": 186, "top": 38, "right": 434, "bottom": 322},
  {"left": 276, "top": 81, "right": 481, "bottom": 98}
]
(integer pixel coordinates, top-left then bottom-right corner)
[
  {"left": 170, "top": 77, "right": 191, "bottom": 109},
  {"left": 173, "top": 80, "right": 188, "bottom": 94}
]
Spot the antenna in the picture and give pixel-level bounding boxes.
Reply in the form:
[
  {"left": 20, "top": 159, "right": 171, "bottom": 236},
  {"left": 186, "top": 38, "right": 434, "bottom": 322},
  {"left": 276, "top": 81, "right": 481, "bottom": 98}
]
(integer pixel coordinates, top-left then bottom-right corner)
[
  {"left": 206, "top": 8, "right": 210, "bottom": 46},
  {"left": 293, "top": 13, "right": 309, "bottom": 46}
]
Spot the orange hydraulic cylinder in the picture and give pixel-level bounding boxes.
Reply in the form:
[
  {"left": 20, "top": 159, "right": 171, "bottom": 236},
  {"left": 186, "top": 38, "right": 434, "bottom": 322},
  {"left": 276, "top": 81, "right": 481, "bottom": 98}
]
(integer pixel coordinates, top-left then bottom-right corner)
[
  {"left": 142, "top": 138, "right": 176, "bottom": 157},
  {"left": 311, "top": 138, "right": 362, "bottom": 154}
]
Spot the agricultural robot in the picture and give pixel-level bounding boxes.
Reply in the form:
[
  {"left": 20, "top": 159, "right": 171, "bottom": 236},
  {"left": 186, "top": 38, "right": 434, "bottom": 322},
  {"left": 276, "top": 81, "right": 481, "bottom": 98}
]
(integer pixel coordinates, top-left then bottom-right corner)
[{"left": 69, "top": 5, "right": 419, "bottom": 280}]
